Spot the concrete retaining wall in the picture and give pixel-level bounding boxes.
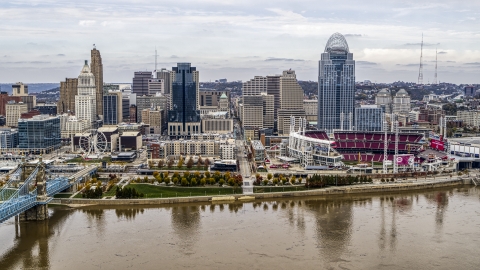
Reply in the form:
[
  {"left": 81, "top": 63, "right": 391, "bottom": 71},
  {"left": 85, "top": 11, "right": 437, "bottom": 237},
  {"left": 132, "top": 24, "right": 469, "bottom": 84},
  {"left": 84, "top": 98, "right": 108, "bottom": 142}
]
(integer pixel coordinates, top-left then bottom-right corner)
[{"left": 50, "top": 178, "right": 470, "bottom": 206}]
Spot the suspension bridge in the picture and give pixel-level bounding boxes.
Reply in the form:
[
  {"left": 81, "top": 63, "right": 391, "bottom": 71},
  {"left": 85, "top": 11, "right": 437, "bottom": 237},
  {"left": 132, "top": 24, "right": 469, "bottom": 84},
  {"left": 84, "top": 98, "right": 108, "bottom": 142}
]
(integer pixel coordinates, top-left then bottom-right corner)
[{"left": 0, "top": 157, "right": 97, "bottom": 223}]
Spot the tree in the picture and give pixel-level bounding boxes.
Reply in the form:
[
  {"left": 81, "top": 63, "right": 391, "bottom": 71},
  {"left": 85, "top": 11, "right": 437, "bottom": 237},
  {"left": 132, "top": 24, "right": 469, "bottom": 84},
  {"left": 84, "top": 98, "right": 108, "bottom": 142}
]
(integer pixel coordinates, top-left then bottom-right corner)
[
  {"left": 191, "top": 178, "right": 197, "bottom": 186},
  {"left": 263, "top": 179, "right": 268, "bottom": 186},
  {"left": 219, "top": 179, "right": 225, "bottom": 186},
  {"left": 198, "top": 156, "right": 204, "bottom": 165},
  {"left": 157, "top": 159, "right": 164, "bottom": 168},
  {"left": 204, "top": 158, "right": 211, "bottom": 169},
  {"left": 267, "top": 173, "right": 273, "bottom": 180},
  {"left": 181, "top": 178, "right": 188, "bottom": 186},
  {"left": 200, "top": 178, "right": 206, "bottom": 186},
  {"left": 167, "top": 159, "right": 174, "bottom": 168},
  {"left": 205, "top": 171, "right": 211, "bottom": 178},
  {"left": 165, "top": 177, "right": 171, "bottom": 185},
  {"left": 177, "top": 157, "right": 184, "bottom": 168},
  {"left": 186, "top": 157, "right": 194, "bottom": 169},
  {"left": 290, "top": 176, "right": 296, "bottom": 185},
  {"left": 172, "top": 177, "right": 179, "bottom": 185}
]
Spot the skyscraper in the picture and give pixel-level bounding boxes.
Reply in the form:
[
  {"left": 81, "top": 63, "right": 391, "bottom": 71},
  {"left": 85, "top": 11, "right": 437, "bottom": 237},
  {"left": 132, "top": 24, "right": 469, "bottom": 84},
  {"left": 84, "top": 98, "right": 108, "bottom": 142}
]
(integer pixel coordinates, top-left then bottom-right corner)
[
  {"left": 75, "top": 60, "right": 97, "bottom": 127},
  {"left": 168, "top": 63, "right": 200, "bottom": 138},
  {"left": 91, "top": 48, "right": 103, "bottom": 116},
  {"left": 132, "top": 71, "right": 152, "bottom": 96},
  {"left": 58, "top": 78, "right": 78, "bottom": 114},
  {"left": 104, "top": 92, "right": 122, "bottom": 125},
  {"left": 317, "top": 33, "right": 355, "bottom": 133}
]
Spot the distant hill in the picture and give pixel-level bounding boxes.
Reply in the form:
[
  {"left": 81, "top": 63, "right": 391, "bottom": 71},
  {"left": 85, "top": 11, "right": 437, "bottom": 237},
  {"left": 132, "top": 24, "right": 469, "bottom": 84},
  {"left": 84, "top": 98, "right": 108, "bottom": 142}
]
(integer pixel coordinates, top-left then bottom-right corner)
[{"left": 0, "top": 83, "right": 60, "bottom": 94}]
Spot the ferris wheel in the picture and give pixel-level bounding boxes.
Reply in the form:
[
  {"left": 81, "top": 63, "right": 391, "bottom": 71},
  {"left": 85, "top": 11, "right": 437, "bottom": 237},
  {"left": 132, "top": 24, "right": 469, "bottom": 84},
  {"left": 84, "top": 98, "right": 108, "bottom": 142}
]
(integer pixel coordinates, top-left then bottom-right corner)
[{"left": 79, "top": 129, "right": 108, "bottom": 157}]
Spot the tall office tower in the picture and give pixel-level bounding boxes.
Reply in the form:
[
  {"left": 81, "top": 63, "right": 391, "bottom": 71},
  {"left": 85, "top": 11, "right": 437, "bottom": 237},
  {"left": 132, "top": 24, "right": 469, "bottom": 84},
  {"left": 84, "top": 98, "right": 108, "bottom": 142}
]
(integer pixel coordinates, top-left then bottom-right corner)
[
  {"left": 122, "top": 98, "right": 130, "bottom": 122},
  {"left": 168, "top": 63, "right": 200, "bottom": 138},
  {"left": 157, "top": 69, "right": 172, "bottom": 95},
  {"left": 104, "top": 92, "right": 123, "bottom": 125},
  {"left": 278, "top": 70, "right": 306, "bottom": 135},
  {"left": 132, "top": 71, "right": 152, "bottom": 96},
  {"left": 58, "top": 78, "right": 78, "bottom": 114},
  {"left": 91, "top": 48, "right": 103, "bottom": 116},
  {"left": 355, "top": 105, "right": 384, "bottom": 131},
  {"left": 242, "top": 76, "right": 267, "bottom": 95},
  {"left": 262, "top": 94, "right": 275, "bottom": 130},
  {"left": 5, "top": 102, "right": 28, "bottom": 127},
  {"left": 75, "top": 61, "right": 97, "bottom": 127},
  {"left": 266, "top": 75, "right": 281, "bottom": 121},
  {"left": 392, "top": 89, "right": 411, "bottom": 114},
  {"left": 12, "top": 82, "right": 28, "bottom": 96},
  {"left": 318, "top": 33, "right": 355, "bottom": 133},
  {"left": 148, "top": 78, "right": 164, "bottom": 95},
  {"left": 375, "top": 89, "right": 392, "bottom": 114},
  {"left": 241, "top": 95, "right": 264, "bottom": 140}
]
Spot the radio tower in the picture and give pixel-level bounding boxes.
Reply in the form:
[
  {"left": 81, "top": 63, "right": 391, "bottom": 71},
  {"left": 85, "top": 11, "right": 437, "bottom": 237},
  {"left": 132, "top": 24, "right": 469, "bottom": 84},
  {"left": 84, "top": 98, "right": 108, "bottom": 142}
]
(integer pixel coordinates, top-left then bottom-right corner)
[
  {"left": 434, "top": 47, "right": 438, "bottom": 85},
  {"left": 418, "top": 33, "right": 424, "bottom": 85}
]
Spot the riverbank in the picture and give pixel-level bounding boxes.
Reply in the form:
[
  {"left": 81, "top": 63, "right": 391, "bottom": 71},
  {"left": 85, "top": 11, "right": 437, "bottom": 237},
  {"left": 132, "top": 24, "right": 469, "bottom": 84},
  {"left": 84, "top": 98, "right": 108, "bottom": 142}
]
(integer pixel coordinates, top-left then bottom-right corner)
[{"left": 49, "top": 175, "right": 476, "bottom": 206}]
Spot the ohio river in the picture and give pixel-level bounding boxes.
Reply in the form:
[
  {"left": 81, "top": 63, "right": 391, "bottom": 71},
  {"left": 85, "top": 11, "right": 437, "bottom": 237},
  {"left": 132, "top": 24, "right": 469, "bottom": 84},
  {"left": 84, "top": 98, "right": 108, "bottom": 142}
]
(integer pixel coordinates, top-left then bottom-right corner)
[{"left": 0, "top": 186, "right": 479, "bottom": 270}]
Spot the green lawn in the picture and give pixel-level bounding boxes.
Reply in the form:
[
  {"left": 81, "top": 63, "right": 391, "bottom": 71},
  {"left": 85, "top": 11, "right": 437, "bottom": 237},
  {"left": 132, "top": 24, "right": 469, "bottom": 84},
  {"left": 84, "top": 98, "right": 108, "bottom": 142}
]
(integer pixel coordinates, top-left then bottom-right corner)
[
  {"left": 73, "top": 193, "right": 84, "bottom": 198},
  {"left": 125, "top": 184, "right": 243, "bottom": 198},
  {"left": 103, "top": 186, "right": 118, "bottom": 197},
  {"left": 53, "top": 193, "right": 73, "bottom": 198}
]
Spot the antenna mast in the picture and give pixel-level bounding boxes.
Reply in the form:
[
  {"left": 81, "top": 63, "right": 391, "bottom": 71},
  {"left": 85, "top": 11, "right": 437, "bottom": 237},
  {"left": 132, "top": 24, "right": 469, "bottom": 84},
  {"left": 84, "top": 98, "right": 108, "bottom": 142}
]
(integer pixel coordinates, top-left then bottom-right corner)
[
  {"left": 154, "top": 47, "right": 158, "bottom": 72},
  {"left": 418, "top": 33, "right": 424, "bottom": 85},
  {"left": 434, "top": 47, "right": 438, "bottom": 85}
]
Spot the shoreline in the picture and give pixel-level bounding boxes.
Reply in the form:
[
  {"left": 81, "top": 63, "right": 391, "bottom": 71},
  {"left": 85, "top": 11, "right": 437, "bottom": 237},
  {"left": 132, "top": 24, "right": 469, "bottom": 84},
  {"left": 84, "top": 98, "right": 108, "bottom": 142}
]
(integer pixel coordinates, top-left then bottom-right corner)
[{"left": 50, "top": 177, "right": 475, "bottom": 207}]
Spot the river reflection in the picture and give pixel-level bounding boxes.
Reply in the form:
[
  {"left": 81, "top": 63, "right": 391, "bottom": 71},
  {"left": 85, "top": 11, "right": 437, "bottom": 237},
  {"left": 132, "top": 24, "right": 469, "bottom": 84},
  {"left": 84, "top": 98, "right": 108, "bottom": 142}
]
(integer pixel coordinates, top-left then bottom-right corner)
[{"left": 0, "top": 186, "right": 479, "bottom": 269}]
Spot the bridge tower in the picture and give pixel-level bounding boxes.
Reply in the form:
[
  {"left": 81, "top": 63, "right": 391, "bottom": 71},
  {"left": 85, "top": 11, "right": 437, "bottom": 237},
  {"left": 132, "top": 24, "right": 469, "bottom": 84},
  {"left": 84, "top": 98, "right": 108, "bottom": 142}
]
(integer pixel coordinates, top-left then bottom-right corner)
[{"left": 18, "top": 156, "right": 48, "bottom": 221}]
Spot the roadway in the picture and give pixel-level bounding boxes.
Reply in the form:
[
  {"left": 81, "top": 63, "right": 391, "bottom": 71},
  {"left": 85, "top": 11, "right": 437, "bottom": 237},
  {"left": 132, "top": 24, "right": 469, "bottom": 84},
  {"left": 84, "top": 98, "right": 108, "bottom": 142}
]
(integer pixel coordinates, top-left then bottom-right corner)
[{"left": 236, "top": 139, "right": 252, "bottom": 179}]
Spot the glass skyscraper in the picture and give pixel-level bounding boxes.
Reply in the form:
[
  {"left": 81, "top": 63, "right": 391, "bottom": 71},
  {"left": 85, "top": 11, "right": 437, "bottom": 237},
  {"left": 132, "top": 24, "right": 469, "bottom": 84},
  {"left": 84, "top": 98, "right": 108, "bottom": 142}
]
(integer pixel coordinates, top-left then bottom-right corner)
[
  {"left": 317, "top": 33, "right": 355, "bottom": 133},
  {"left": 168, "top": 63, "right": 200, "bottom": 138},
  {"left": 18, "top": 115, "right": 61, "bottom": 152}
]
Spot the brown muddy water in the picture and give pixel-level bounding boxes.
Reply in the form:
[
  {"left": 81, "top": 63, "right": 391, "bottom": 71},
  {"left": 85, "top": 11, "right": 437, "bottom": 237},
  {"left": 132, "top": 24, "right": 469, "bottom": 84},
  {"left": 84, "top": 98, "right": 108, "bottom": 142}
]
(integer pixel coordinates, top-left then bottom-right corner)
[{"left": 0, "top": 186, "right": 479, "bottom": 270}]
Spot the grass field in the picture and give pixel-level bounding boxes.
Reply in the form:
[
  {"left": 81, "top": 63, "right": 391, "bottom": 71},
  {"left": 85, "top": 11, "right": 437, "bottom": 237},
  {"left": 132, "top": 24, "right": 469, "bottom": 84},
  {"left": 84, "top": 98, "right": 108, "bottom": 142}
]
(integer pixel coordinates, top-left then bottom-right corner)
[
  {"left": 253, "top": 186, "right": 307, "bottom": 193},
  {"left": 125, "top": 184, "right": 243, "bottom": 198}
]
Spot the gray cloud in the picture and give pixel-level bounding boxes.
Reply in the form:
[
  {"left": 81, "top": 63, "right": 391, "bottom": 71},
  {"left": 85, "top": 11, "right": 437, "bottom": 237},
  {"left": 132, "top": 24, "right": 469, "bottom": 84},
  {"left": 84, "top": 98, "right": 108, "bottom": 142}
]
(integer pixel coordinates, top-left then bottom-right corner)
[
  {"left": 265, "top": 57, "right": 304, "bottom": 62},
  {"left": 404, "top": 43, "right": 440, "bottom": 46},
  {"left": 464, "top": 62, "right": 480, "bottom": 65},
  {"left": 396, "top": 63, "right": 429, "bottom": 67},
  {"left": 357, "top": 61, "right": 377, "bottom": 65},
  {"left": 57, "top": 54, "right": 65, "bottom": 56},
  {"left": 344, "top": 34, "right": 362, "bottom": 37},
  {"left": 438, "top": 51, "right": 448, "bottom": 54},
  {"left": 170, "top": 55, "right": 179, "bottom": 58}
]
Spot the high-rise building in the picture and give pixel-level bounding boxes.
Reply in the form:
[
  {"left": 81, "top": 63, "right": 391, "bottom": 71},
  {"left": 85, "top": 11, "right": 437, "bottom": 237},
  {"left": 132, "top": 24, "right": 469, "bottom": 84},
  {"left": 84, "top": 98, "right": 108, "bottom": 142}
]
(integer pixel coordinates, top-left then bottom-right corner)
[
  {"left": 277, "top": 70, "right": 306, "bottom": 135},
  {"left": 132, "top": 72, "right": 152, "bottom": 96},
  {"left": 242, "top": 76, "right": 267, "bottom": 96},
  {"left": 168, "top": 63, "right": 200, "bottom": 138},
  {"left": 103, "top": 92, "right": 123, "bottom": 125},
  {"left": 0, "top": 92, "right": 22, "bottom": 116},
  {"left": 148, "top": 79, "right": 164, "bottom": 95},
  {"left": 355, "top": 105, "right": 385, "bottom": 132},
  {"left": 129, "top": 105, "right": 137, "bottom": 123},
  {"left": 6, "top": 102, "right": 28, "bottom": 127},
  {"left": 58, "top": 78, "right": 78, "bottom": 114},
  {"left": 12, "top": 82, "right": 28, "bottom": 96},
  {"left": 266, "top": 75, "right": 281, "bottom": 120},
  {"left": 75, "top": 61, "right": 97, "bottom": 127},
  {"left": 304, "top": 100, "right": 318, "bottom": 122},
  {"left": 18, "top": 115, "right": 61, "bottom": 152},
  {"left": 318, "top": 33, "right": 355, "bottom": 133},
  {"left": 392, "top": 89, "right": 411, "bottom": 114},
  {"left": 375, "top": 89, "right": 392, "bottom": 114},
  {"left": 157, "top": 69, "right": 173, "bottom": 95},
  {"left": 91, "top": 48, "right": 103, "bottom": 116}
]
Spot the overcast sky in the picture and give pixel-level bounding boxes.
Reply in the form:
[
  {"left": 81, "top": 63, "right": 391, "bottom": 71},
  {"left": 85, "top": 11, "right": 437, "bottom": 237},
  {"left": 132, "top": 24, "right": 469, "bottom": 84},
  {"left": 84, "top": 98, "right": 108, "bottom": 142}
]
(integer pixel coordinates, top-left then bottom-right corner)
[{"left": 0, "top": 0, "right": 479, "bottom": 84}]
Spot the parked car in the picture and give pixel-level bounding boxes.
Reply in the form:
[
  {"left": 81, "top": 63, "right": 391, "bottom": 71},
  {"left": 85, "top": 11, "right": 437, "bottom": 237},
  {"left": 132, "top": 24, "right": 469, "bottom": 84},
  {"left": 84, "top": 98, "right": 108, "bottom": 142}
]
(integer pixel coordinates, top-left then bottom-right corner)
[{"left": 270, "top": 165, "right": 278, "bottom": 168}]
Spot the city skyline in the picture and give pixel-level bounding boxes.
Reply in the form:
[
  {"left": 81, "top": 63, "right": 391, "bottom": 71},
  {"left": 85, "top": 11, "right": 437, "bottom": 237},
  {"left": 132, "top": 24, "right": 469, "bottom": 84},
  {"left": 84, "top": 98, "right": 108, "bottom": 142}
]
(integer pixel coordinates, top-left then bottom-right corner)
[{"left": 0, "top": 0, "right": 479, "bottom": 84}]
